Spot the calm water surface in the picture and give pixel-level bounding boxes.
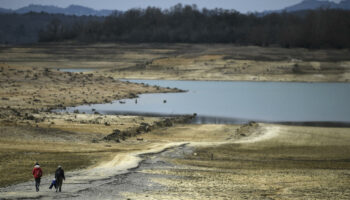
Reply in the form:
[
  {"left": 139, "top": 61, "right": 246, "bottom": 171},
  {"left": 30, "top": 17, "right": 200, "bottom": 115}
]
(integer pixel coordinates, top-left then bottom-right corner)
[{"left": 64, "top": 80, "right": 350, "bottom": 123}]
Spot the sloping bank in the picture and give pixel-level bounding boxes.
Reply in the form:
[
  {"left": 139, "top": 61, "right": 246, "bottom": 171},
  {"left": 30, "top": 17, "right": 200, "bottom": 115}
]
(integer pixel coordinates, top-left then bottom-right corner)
[{"left": 103, "top": 115, "right": 196, "bottom": 142}]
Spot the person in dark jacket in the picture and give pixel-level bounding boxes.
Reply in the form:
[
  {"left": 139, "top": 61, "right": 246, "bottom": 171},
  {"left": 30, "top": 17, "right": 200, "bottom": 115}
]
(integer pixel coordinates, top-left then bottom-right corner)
[
  {"left": 32, "top": 162, "right": 43, "bottom": 192},
  {"left": 55, "top": 165, "right": 65, "bottom": 192}
]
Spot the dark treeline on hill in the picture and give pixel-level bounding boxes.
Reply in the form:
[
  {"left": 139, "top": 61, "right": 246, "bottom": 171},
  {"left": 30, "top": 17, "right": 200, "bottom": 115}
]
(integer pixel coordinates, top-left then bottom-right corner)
[
  {"left": 38, "top": 4, "right": 350, "bottom": 49},
  {"left": 0, "top": 12, "right": 103, "bottom": 44},
  {"left": 1, "top": 4, "right": 350, "bottom": 48}
]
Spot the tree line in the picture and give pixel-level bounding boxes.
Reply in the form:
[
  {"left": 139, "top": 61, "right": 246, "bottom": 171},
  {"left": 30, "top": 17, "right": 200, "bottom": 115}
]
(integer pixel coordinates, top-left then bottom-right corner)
[
  {"left": 2, "top": 4, "right": 350, "bottom": 48},
  {"left": 0, "top": 12, "right": 103, "bottom": 44},
  {"left": 39, "top": 4, "right": 350, "bottom": 48}
]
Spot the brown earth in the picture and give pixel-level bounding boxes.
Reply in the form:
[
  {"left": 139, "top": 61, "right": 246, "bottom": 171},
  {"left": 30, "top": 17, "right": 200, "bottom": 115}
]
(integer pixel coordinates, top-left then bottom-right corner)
[
  {"left": 1, "top": 43, "right": 350, "bottom": 82},
  {"left": 0, "top": 63, "right": 182, "bottom": 187},
  {"left": 0, "top": 63, "right": 181, "bottom": 119},
  {"left": 0, "top": 114, "right": 190, "bottom": 187},
  {"left": 123, "top": 123, "right": 350, "bottom": 200}
]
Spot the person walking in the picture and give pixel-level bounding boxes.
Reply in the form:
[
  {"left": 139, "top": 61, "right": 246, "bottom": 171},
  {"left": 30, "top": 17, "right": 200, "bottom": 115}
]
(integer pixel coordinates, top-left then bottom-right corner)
[
  {"left": 49, "top": 178, "right": 57, "bottom": 190},
  {"left": 32, "top": 162, "right": 43, "bottom": 192},
  {"left": 55, "top": 165, "right": 65, "bottom": 192}
]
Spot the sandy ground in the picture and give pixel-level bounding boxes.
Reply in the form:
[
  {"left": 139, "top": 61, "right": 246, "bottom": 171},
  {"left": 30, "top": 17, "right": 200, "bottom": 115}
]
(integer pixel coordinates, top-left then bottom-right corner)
[
  {"left": 1, "top": 123, "right": 350, "bottom": 199},
  {"left": 123, "top": 124, "right": 350, "bottom": 200},
  {"left": 0, "top": 43, "right": 349, "bottom": 82}
]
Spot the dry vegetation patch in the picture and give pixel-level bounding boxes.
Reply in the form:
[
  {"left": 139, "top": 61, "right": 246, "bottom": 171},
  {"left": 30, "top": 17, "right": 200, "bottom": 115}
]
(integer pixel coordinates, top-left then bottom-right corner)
[
  {"left": 0, "top": 63, "right": 179, "bottom": 115},
  {"left": 127, "top": 124, "right": 350, "bottom": 199},
  {"left": 1, "top": 44, "right": 349, "bottom": 82},
  {"left": 0, "top": 125, "right": 116, "bottom": 187},
  {"left": 0, "top": 62, "right": 183, "bottom": 188}
]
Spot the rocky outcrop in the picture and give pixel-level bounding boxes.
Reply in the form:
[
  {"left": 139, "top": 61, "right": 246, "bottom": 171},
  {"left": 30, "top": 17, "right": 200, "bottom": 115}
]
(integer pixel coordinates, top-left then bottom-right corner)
[{"left": 104, "top": 115, "right": 195, "bottom": 142}]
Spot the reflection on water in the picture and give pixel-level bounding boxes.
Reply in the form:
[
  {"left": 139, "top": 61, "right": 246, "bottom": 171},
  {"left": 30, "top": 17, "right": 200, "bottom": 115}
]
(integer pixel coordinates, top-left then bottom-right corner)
[{"left": 62, "top": 80, "right": 350, "bottom": 124}]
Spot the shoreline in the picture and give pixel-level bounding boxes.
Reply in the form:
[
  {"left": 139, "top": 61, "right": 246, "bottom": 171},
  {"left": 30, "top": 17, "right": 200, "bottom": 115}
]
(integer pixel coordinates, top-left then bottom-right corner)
[
  {"left": 54, "top": 109, "right": 350, "bottom": 127},
  {"left": 119, "top": 77, "right": 350, "bottom": 83}
]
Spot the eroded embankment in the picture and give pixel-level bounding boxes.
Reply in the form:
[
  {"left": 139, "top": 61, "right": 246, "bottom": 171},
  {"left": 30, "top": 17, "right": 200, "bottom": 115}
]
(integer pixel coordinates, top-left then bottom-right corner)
[{"left": 103, "top": 115, "right": 196, "bottom": 142}]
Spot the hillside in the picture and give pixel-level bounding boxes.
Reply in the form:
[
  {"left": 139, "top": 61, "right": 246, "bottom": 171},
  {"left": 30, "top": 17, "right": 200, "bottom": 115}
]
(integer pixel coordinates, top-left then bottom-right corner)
[
  {"left": 264, "top": 0, "right": 350, "bottom": 13},
  {"left": 0, "top": 4, "right": 118, "bottom": 16},
  {"left": 0, "top": 13, "right": 103, "bottom": 44}
]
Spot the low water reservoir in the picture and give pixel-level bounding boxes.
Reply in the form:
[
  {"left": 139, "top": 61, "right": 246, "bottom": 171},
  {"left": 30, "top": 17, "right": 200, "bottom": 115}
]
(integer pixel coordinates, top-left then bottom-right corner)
[{"left": 62, "top": 80, "right": 350, "bottom": 124}]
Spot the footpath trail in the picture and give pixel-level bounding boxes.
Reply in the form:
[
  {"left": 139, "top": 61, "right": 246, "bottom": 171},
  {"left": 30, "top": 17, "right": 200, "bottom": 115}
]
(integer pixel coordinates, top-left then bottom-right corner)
[
  {"left": 0, "top": 142, "right": 188, "bottom": 200},
  {"left": 0, "top": 124, "right": 279, "bottom": 200}
]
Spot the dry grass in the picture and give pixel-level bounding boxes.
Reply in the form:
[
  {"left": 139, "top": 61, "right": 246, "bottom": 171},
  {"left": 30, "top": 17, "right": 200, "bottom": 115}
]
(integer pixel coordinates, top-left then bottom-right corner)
[
  {"left": 0, "top": 124, "right": 115, "bottom": 187},
  {"left": 2, "top": 119, "right": 350, "bottom": 199},
  {"left": 141, "top": 124, "right": 239, "bottom": 142},
  {"left": 183, "top": 125, "right": 350, "bottom": 170},
  {"left": 0, "top": 59, "right": 182, "bottom": 188},
  {"left": 134, "top": 168, "right": 350, "bottom": 200},
  {"left": 0, "top": 114, "right": 169, "bottom": 188},
  {"left": 125, "top": 124, "right": 350, "bottom": 199},
  {"left": 0, "top": 148, "right": 113, "bottom": 187},
  {"left": 30, "top": 113, "right": 163, "bottom": 136},
  {"left": 0, "top": 64, "right": 178, "bottom": 114},
  {"left": 1, "top": 43, "right": 349, "bottom": 82}
]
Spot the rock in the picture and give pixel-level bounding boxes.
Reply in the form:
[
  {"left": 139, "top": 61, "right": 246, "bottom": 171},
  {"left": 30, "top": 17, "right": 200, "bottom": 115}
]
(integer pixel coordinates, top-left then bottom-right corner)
[
  {"left": 164, "top": 118, "right": 173, "bottom": 126},
  {"left": 129, "top": 93, "right": 137, "bottom": 98},
  {"left": 91, "top": 139, "right": 99, "bottom": 143},
  {"left": 112, "top": 129, "right": 121, "bottom": 135}
]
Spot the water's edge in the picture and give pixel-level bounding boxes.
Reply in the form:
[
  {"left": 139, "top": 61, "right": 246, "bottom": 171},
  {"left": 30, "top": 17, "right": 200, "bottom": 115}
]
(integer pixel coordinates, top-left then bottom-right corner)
[{"left": 56, "top": 79, "right": 350, "bottom": 126}]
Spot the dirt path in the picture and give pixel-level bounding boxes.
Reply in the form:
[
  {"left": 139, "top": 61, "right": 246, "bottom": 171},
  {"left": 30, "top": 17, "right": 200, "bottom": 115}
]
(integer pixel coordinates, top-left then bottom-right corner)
[
  {"left": 2, "top": 124, "right": 350, "bottom": 199},
  {"left": 0, "top": 124, "right": 278, "bottom": 199},
  {"left": 0, "top": 142, "right": 187, "bottom": 199},
  {"left": 234, "top": 124, "right": 280, "bottom": 144}
]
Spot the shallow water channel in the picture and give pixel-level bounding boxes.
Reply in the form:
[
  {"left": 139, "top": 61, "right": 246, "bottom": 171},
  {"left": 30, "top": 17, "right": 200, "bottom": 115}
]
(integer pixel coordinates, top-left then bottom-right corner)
[{"left": 63, "top": 80, "right": 350, "bottom": 124}]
